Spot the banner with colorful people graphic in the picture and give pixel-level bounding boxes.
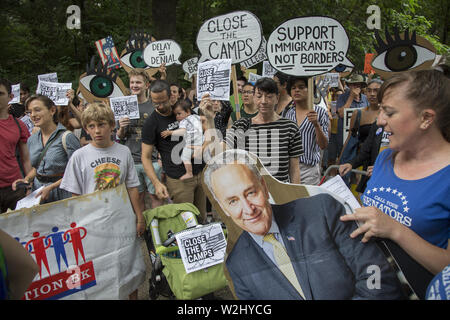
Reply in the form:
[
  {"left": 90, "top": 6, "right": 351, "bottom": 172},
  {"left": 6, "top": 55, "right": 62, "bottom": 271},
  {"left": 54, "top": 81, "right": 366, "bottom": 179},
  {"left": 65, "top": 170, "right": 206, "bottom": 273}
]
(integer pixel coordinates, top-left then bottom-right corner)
[{"left": 0, "top": 184, "right": 146, "bottom": 300}]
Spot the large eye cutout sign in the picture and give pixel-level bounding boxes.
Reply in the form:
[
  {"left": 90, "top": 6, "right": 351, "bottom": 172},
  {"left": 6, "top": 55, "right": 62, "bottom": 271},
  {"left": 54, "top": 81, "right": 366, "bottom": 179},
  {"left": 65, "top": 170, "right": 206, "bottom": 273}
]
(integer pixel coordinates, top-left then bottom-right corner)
[
  {"left": 372, "top": 27, "right": 436, "bottom": 79},
  {"left": 120, "top": 30, "right": 159, "bottom": 78},
  {"left": 79, "top": 57, "right": 127, "bottom": 104}
]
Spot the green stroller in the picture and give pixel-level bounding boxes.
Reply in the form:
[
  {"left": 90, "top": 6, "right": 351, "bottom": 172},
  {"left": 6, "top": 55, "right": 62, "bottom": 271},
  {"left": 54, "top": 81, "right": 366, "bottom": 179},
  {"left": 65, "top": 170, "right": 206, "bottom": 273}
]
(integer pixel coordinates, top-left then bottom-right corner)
[{"left": 143, "top": 202, "right": 228, "bottom": 300}]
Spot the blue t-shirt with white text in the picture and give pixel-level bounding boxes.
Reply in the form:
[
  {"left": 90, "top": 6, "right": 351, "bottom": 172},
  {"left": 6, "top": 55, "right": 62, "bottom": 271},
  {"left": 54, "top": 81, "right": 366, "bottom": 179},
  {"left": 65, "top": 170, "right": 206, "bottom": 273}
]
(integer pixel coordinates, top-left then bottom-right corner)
[{"left": 361, "top": 149, "right": 450, "bottom": 249}]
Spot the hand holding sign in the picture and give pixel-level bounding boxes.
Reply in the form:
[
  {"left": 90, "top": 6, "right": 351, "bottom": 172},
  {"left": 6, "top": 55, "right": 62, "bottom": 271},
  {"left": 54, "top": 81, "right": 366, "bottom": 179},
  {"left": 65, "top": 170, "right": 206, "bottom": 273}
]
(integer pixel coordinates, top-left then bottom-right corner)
[
  {"left": 267, "top": 16, "right": 354, "bottom": 76},
  {"left": 143, "top": 40, "right": 182, "bottom": 67},
  {"left": 183, "top": 57, "right": 199, "bottom": 79},
  {"left": 196, "top": 11, "right": 262, "bottom": 64}
]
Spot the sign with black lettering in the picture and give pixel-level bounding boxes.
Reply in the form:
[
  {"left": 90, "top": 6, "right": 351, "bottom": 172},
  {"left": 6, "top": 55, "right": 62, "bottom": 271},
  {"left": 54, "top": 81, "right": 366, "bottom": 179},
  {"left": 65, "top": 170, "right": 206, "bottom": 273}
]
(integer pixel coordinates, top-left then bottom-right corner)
[
  {"left": 36, "top": 81, "right": 72, "bottom": 105},
  {"left": 267, "top": 16, "right": 353, "bottom": 76},
  {"left": 143, "top": 40, "right": 182, "bottom": 67},
  {"left": 196, "top": 11, "right": 262, "bottom": 64},
  {"left": 182, "top": 57, "right": 199, "bottom": 79},
  {"left": 109, "top": 95, "right": 139, "bottom": 120},
  {"left": 175, "top": 223, "right": 226, "bottom": 274},
  {"left": 240, "top": 38, "right": 267, "bottom": 69},
  {"left": 38, "top": 72, "right": 58, "bottom": 83},
  {"left": 10, "top": 84, "right": 20, "bottom": 104},
  {"left": 197, "top": 59, "right": 232, "bottom": 101},
  {"left": 262, "top": 61, "right": 277, "bottom": 78}
]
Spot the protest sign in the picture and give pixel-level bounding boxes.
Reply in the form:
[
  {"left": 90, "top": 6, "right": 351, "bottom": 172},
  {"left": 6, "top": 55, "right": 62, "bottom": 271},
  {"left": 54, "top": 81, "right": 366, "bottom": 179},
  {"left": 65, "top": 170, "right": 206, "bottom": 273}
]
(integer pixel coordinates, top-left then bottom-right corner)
[
  {"left": 196, "top": 11, "right": 262, "bottom": 64},
  {"left": 0, "top": 184, "right": 146, "bottom": 300},
  {"left": 343, "top": 108, "right": 363, "bottom": 142},
  {"left": 267, "top": 16, "right": 354, "bottom": 76},
  {"left": 109, "top": 95, "right": 140, "bottom": 120},
  {"left": 95, "top": 36, "right": 121, "bottom": 70},
  {"left": 10, "top": 84, "right": 20, "bottom": 104},
  {"left": 240, "top": 37, "right": 267, "bottom": 69},
  {"left": 323, "top": 72, "right": 340, "bottom": 88},
  {"left": 143, "top": 40, "right": 182, "bottom": 67},
  {"left": 197, "top": 59, "right": 232, "bottom": 101},
  {"left": 262, "top": 61, "right": 277, "bottom": 78},
  {"left": 182, "top": 57, "right": 199, "bottom": 79},
  {"left": 248, "top": 72, "right": 262, "bottom": 85},
  {"left": 38, "top": 73, "right": 58, "bottom": 83},
  {"left": 20, "top": 114, "right": 34, "bottom": 134},
  {"left": 36, "top": 81, "right": 72, "bottom": 105},
  {"left": 243, "top": 68, "right": 257, "bottom": 80},
  {"left": 175, "top": 223, "right": 226, "bottom": 274},
  {"left": 371, "top": 28, "right": 436, "bottom": 79}
]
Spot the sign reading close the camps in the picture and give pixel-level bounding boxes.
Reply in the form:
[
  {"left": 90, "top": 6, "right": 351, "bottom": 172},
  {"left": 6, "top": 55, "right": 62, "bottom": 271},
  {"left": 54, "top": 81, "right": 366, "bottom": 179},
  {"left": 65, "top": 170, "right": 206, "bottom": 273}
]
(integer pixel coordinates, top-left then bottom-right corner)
[
  {"left": 143, "top": 40, "right": 182, "bottom": 67},
  {"left": 196, "top": 11, "right": 262, "bottom": 64},
  {"left": 267, "top": 16, "right": 354, "bottom": 76},
  {"left": 109, "top": 95, "right": 140, "bottom": 120},
  {"left": 38, "top": 72, "right": 58, "bottom": 83},
  {"left": 182, "top": 57, "right": 199, "bottom": 79},
  {"left": 197, "top": 59, "right": 232, "bottom": 101},
  {"left": 240, "top": 38, "right": 268, "bottom": 69},
  {"left": 36, "top": 81, "right": 72, "bottom": 106},
  {"left": 10, "top": 84, "right": 20, "bottom": 104},
  {"left": 176, "top": 223, "right": 227, "bottom": 274}
]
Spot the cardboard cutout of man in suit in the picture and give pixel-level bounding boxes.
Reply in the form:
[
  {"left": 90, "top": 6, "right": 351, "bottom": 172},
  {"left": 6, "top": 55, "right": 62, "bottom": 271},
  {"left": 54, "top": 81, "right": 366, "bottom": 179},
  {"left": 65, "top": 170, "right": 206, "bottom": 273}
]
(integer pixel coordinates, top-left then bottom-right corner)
[{"left": 204, "top": 149, "right": 405, "bottom": 300}]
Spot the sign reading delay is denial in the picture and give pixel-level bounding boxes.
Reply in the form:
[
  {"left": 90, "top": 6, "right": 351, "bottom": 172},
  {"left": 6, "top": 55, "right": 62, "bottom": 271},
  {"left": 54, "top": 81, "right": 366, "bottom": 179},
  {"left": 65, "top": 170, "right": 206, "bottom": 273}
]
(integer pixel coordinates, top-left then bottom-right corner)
[
  {"left": 196, "top": 11, "right": 262, "bottom": 64},
  {"left": 267, "top": 16, "right": 354, "bottom": 76},
  {"left": 143, "top": 40, "right": 182, "bottom": 67}
]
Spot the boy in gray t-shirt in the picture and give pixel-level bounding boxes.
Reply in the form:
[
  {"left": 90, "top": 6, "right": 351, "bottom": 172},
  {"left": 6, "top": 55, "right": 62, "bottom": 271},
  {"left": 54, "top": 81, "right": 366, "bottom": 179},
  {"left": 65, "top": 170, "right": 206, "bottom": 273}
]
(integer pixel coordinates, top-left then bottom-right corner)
[{"left": 60, "top": 103, "right": 144, "bottom": 237}]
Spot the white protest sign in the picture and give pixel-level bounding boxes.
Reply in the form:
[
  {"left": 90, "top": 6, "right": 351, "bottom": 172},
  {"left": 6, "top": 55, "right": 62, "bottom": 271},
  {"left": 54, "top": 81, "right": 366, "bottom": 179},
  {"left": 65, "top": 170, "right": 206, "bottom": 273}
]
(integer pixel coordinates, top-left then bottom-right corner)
[
  {"left": 343, "top": 107, "right": 363, "bottom": 142},
  {"left": 175, "top": 223, "right": 226, "bottom": 274},
  {"left": 197, "top": 59, "right": 232, "bottom": 101},
  {"left": 38, "top": 72, "right": 58, "bottom": 83},
  {"left": 262, "top": 61, "right": 277, "bottom": 78},
  {"left": 20, "top": 114, "right": 34, "bottom": 134},
  {"left": 36, "top": 81, "right": 72, "bottom": 105},
  {"left": 248, "top": 72, "right": 262, "bottom": 85},
  {"left": 182, "top": 57, "right": 199, "bottom": 79},
  {"left": 240, "top": 37, "right": 267, "bottom": 69},
  {"left": 143, "top": 40, "right": 182, "bottom": 67},
  {"left": 267, "top": 16, "right": 354, "bottom": 76},
  {"left": 15, "top": 186, "right": 44, "bottom": 210},
  {"left": 324, "top": 72, "right": 340, "bottom": 88},
  {"left": 196, "top": 11, "right": 262, "bottom": 64},
  {"left": 0, "top": 184, "right": 146, "bottom": 300},
  {"left": 10, "top": 84, "right": 21, "bottom": 104},
  {"left": 109, "top": 95, "right": 139, "bottom": 120}
]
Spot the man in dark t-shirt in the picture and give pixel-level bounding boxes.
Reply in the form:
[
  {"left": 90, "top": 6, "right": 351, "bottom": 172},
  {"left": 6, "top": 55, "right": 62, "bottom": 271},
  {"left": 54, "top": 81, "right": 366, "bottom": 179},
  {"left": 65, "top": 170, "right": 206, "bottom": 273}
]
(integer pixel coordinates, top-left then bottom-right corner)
[{"left": 141, "top": 80, "right": 206, "bottom": 222}]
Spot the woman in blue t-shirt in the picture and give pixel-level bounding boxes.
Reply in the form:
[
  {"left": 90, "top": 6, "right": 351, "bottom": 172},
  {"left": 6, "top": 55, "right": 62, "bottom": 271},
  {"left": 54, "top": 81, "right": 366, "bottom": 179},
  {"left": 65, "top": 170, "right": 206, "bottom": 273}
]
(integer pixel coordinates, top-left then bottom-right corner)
[{"left": 340, "top": 69, "right": 450, "bottom": 276}]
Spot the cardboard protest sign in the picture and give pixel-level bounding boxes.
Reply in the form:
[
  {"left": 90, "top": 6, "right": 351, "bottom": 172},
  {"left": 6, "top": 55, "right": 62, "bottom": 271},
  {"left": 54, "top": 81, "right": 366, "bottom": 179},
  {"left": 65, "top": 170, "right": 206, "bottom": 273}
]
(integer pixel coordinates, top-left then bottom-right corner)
[
  {"left": 120, "top": 30, "right": 160, "bottom": 78},
  {"left": 175, "top": 223, "right": 226, "bottom": 274},
  {"left": 248, "top": 72, "right": 262, "bottom": 85},
  {"left": 343, "top": 107, "right": 363, "bottom": 142},
  {"left": 197, "top": 59, "right": 232, "bottom": 101},
  {"left": 109, "top": 95, "right": 139, "bottom": 120},
  {"left": 38, "top": 73, "right": 58, "bottom": 83},
  {"left": 267, "top": 16, "right": 353, "bottom": 76},
  {"left": 240, "top": 37, "right": 268, "bottom": 69},
  {"left": 78, "top": 57, "right": 128, "bottom": 104},
  {"left": 196, "top": 11, "right": 263, "bottom": 64},
  {"left": 371, "top": 28, "right": 436, "bottom": 79},
  {"left": 10, "top": 84, "right": 20, "bottom": 104},
  {"left": 0, "top": 184, "right": 146, "bottom": 300},
  {"left": 95, "top": 36, "right": 121, "bottom": 70},
  {"left": 262, "top": 61, "right": 277, "bottom": 78},
  {"left": 182, "top": 57, "right": 199, "bottom": 79},
  {"left": 36, "top": 81, "right": 72, "bottom": 105},
  {"left": 143, "top": 40, "right": 182, "bottom": 67}
]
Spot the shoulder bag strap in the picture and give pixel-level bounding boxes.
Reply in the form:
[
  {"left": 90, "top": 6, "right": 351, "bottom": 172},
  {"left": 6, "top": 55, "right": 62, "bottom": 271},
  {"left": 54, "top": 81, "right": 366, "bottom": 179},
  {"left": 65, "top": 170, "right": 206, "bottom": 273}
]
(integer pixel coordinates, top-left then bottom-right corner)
[{"left": 36, "top": 130, "right": 64, "bottom": 169}]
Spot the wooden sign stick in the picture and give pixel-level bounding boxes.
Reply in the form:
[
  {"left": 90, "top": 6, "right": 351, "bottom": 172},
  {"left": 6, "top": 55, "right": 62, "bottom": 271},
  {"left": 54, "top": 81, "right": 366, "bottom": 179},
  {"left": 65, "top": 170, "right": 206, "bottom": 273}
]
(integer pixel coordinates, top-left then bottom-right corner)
[
  {"left": 231, "top": 65, "right": 241, "bottom": 120},
  {"left": 307, "top": 77, "right": 314, "bottom": 110}
]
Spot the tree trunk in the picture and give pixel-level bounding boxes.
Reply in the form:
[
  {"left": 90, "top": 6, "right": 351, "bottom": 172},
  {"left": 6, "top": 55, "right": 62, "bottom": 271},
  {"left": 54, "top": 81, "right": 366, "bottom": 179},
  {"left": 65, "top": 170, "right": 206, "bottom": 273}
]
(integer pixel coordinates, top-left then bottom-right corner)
[{"left": 152, "top": 0, "right": 178, "bottom": 83}]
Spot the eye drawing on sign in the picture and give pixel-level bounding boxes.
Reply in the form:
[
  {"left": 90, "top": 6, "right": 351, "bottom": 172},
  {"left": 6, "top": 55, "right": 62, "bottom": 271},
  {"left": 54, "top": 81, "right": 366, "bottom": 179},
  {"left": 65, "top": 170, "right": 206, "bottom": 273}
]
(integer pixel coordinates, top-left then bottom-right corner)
[
  {"left": 78, "top": 57, "right": 127, "bottom": 104},
  {"left": 332, "top": 63, "right": 353, "bottom": 78},
  {"left": 120, "top": 30, "right": 159, "bottom": 78},
  {"left": 371, "top": 27, "right": 436, "bottom": 79}
]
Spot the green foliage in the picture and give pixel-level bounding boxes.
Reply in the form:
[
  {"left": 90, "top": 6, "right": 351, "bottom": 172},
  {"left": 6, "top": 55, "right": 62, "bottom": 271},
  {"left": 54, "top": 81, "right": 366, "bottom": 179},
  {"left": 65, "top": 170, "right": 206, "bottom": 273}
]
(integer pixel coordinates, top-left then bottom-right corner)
[{"left": 0, "top": 0, "right": 448, "bottom": 89}]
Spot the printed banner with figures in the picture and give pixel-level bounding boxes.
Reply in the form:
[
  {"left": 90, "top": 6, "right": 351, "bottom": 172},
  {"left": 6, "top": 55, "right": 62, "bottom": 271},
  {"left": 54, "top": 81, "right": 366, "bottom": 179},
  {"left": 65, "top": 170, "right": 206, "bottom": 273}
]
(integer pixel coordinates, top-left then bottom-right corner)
[
  {"left": 175, "top": 223, "right": 226, "bottom": 274},
  {"left": 0, "top": 184, "right": 146, "bottom": 300}
]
